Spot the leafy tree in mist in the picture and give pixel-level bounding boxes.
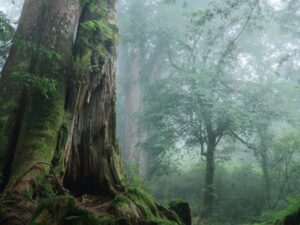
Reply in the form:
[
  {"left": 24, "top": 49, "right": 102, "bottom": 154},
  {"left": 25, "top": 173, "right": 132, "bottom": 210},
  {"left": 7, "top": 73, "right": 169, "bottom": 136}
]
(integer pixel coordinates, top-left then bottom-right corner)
[
  {"left": 139, "top": 0, "right": 300, "bottom": 218},
  {"left": 140, "top": 0, "right": 264, "bottom": 217}
]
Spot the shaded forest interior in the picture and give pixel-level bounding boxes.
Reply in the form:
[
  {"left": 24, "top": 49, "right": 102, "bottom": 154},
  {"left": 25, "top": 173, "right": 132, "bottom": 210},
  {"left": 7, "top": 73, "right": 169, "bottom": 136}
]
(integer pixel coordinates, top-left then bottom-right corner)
[{"left": 0, "top": 0, "right": 300, "bottom": 225}]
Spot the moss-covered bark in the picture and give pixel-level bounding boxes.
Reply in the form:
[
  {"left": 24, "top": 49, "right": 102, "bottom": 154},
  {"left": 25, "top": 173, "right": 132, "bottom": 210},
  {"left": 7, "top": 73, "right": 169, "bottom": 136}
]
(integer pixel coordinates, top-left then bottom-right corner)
[
  {"left": 0, "top": 0, "right": 82, "bottom": 193},
  {"left": 0, "top": 0, "right": 190, "bottom": 224},
  {"left": 62, "top": 0, "right": 126, "bottom": 195}
]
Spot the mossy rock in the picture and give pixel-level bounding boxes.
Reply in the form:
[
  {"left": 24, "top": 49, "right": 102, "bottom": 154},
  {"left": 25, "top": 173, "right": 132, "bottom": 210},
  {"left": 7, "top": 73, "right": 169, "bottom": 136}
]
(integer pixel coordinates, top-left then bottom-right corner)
[{"left": 169, "top": 200, "right": 191, "bottom": 225}]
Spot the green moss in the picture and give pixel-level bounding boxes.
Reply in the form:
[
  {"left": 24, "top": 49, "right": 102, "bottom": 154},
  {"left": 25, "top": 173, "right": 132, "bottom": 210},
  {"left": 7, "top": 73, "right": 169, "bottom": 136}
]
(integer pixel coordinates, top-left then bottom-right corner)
[
  {"left": 149, "top": 218, "right": 180, "bottom": 225},
  {"left": 29, "top": 196, "right": 130, "bottom": 225},
  {"left": 111, "top": 195, "right": 132, "bottom": 208},
  {"left": 0, "top": 86, "right": 24, "bottom": 185},
  {"left": 5, "top": 83, "right": 65, "bottom": 192},
  {"left": 81, "top": 20, "right": 114, "bottom": 40},
  {"left": 127, "top": 188, "right": 159, "bottom": 218},
  {"left": 51, "top": 117, "right": 70, "bottom": 175},
  {"left": 97, "top": 213, "right": 117, "bottom": 225},
  {"left": 30, "top": 196, "right": 104, "bottom": 225},
  {"left": 14, "top": 72, "right": 57, "bottom": 98},
  {"left": 74, "top": 18, "right": 116, "bottom": 58},
  {"left": 0, "top": 60, "right": 60, "bottom": 181},
  {"left": 110, "top": 188, "right": 157, "bottom": 219},
  {"left": 74, "top": 0, "right": 118, "bottom": 75},
  {"left": 0, "top": 62, "right": 31, "bottom": 186},
  {"left": 74, "top": 50, "right": 92, "bottom": 72},
  {"left": 26, "top": 189, "right": 184, "bottom": 225},
  {"left": 169, "top": 200, "right": 185, "bottom": 208},
  {"left": 110, "top": 188, "right": 183, "bottom": 225},
  {"left": 14, "top": 35, "right": 62, "bottom": 62},
  {"left": 80, "top": 0, "right": 97, "bottom": 8}
]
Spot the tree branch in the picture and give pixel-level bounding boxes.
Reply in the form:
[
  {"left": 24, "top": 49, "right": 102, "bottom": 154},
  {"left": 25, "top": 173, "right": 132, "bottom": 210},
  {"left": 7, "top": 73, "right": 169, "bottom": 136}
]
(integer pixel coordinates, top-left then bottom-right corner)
[{"left": 230, "top": 131, "right": 257, "bottom": 151}]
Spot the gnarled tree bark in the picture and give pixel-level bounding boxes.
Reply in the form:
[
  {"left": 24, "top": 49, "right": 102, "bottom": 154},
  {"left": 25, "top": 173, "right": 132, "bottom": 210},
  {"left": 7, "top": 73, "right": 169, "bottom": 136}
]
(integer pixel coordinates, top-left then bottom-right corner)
[{"left": 0, "top": 0, "right": 125, "bottom": 195}]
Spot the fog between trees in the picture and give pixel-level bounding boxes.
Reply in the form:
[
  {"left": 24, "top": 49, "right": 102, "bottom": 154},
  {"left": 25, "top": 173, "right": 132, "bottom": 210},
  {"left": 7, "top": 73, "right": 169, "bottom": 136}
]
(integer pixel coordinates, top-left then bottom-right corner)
[
  {"left": 0, "top": 0, "right": 300, "bottom": 225},
  {"left": 116, "top": 0, "right": 300, "bottom": 224}
]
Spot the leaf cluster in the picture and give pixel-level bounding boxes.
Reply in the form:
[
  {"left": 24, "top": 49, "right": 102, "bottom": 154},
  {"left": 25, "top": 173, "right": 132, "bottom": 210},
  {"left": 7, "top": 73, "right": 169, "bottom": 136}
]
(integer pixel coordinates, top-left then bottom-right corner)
[{"left": 14, "top": 72, "right": 57, "bottom": 98}]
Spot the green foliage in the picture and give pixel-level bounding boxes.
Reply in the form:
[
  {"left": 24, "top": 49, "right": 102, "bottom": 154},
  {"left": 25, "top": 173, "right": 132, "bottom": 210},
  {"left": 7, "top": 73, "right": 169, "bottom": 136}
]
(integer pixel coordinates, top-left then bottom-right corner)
[
  {"left": 125, "top": 164, "right": 147, "bottom": 189},
  {"left": 75, "top": 17, "right": 116, "bottom": 64},
  {"left": 146, "top": 161, "right": 273, "bottom": 224},
  {"left": 74, "top": 13, "right": 117, "bottom": 74},
  {"left": 253, "top": 196, "right": 300, "bottom": 225},
  {"left": 14, "top": 72, "right": 57, "bottom": 98},
  {"left": 14, "top": 35, "right": 62, "bottom": 61},
  {"left": 136, "top": 0, "right": 265, "bottom": 179},
  {"left": 81, "top": 20, "right": 114, "bottom": 41},
  {"left": 80, "top": 0, "right": 96, "bottom": 7},
  {"left": 74, "top": 50, "right": 92, "bottom": 72}
]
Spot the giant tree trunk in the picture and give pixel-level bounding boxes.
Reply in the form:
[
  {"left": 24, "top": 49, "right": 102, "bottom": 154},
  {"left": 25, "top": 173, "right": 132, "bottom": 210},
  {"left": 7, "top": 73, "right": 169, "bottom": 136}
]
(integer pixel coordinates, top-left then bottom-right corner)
[
  {"left": 0, "top": 0, "right": 125, "bottom": 195},
  {"left": 62, "top": 1, "right": 126, "bottom": 196},
  {"left": 0, "top": 0, "right": 82, "bottom": 193},
  {"left": 0, "top": 1, "right": 187, "bottom": 225}
]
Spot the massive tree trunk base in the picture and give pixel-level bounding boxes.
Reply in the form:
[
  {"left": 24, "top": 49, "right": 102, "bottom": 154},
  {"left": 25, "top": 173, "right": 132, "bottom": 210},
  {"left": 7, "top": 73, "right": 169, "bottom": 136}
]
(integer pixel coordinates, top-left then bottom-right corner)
[
  {"left": 0, "top": 187, "right": 185, "bottom": 225},
  {"left": 0, "top": 1, "right": 190, "bottom": 224}
]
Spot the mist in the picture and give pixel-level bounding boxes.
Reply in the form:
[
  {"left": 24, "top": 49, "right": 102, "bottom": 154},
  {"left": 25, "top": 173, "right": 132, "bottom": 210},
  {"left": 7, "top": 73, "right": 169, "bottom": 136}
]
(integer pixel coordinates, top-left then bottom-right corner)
[
  {"left": 0, "top": 0, "right": 300, "bottom": 225},
  {"left": 115, "top": 0, "right": 300, "bottom": 224}
]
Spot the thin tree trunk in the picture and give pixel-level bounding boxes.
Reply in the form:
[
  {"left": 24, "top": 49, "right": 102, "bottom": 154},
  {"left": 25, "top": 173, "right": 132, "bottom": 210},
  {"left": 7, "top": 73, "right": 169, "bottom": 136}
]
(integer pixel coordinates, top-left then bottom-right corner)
[
  {"left": 122, "top": 44, "right": 142, "bottom": 166},
  {"left": 201, "top": 143, "right": 215, "bottom": 217},
  {"left": 119, "top": 39, "right": 167, "bottom": 178}
]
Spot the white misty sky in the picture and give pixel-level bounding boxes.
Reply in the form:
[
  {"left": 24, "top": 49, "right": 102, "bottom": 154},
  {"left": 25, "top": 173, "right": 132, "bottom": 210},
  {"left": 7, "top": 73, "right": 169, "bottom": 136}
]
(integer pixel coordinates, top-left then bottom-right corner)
[
  {"left": 0, "top": 0, "right": 288, "bottom": 17},
  {"left": 267, "top": 0, "right": 286, "bottom": 11},
  {"left": 0, "top": 0, "right": 24, "bottom": 21}
]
